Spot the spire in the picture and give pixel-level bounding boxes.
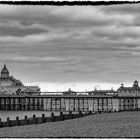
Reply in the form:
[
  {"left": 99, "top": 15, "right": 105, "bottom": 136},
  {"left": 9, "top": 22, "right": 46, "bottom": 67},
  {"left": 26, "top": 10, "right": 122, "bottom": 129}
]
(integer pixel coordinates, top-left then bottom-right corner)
[
  {"left": 68, "top": 88, "right": 71, "bottom": 91},
  {"left": 94, "top": 87, "right": 97, "bottom": 91},
  {"left": 121, "top": 83, "right": 124, "bottom": 88}
]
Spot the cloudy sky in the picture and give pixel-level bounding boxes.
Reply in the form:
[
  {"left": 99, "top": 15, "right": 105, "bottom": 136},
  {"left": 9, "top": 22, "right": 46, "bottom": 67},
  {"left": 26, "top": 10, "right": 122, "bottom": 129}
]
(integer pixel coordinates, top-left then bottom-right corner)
[{"left": 0, "top": 4, "right": 140, "bottom": 91}]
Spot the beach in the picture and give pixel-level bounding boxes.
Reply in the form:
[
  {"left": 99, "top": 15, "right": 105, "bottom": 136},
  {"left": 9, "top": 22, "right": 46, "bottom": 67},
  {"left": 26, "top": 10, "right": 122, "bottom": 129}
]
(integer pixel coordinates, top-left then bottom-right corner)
[{"left": 0, "top": 111, "right": 139, "bottom": 138}]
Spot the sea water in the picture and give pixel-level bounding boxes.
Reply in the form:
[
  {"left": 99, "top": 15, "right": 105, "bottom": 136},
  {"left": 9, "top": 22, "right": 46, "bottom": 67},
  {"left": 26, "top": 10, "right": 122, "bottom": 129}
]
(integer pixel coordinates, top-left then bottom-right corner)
[{"left": 0, "top": 99, "right": 119, "bottom": 122}]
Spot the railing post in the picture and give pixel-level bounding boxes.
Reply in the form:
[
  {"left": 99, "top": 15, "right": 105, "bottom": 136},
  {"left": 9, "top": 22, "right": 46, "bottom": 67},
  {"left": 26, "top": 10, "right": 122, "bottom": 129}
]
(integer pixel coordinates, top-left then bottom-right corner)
[
  {"left": 79, "top": 111, "right": 83, "bottom": 117},
  {"left": 16, "top": 116, "right": 19, "bottom": 126},
  {"left": 7, "top": 117, "right": 10, "bottom": 127},
  {"left": 69, "top": 111, "right": 73, "bottom": 119},
  {"left": 24, "top": 115, "right": 28, "bottom": 125},
  {"left": 33, "top": 114, "right": 36, "bottom": 124},
  {"left": 88, "top": 110, "right": 92, "bottom": 115},
  {"left": 42, "top": 114, "right": 46, "bottom": 123},
  {"left": 60, "top": 111, "right": 64, "bottom": 121},
  {"left": 51, "top": 112, "right": 55, "bottom": 122},
  {"left": 0, "top": 118, "right": 2, "bottom": 128}
]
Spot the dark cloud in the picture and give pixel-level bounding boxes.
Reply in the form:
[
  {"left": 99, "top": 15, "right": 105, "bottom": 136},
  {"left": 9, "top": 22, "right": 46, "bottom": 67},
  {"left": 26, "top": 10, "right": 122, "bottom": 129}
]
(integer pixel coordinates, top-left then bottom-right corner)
[
  {"left": 0, "top": 5, "right": 140, "bottom": 90},
  {"left": 0, "top": 26, "right": 48, "bottom": 37}
]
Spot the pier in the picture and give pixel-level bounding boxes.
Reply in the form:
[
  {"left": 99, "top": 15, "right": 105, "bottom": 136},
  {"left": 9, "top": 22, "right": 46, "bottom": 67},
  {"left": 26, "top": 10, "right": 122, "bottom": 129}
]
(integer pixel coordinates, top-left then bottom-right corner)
[
  {"left": 0, "top": 91, "right": 116, "bottom": 112},
  {"left": 0, "top": 65, "right": 139, "bottom": 113},
  {"left": 0, "top": 89, "right": 139, "bottom": 112}
]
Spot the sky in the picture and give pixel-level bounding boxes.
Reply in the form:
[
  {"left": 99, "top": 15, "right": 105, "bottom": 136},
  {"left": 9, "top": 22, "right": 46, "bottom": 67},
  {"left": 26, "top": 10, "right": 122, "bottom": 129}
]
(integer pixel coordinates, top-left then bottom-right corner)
[{"left": 0, "top": 4, "right": 140, "bottom": 91}]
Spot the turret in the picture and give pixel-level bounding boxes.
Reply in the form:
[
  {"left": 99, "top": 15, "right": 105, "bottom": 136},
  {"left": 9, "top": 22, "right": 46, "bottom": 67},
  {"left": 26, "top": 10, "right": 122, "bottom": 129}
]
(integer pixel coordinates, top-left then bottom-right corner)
[
  {"left": 1, "top": 64, "right": 9, "bottom": 78},
  {"left": 133, "top": 80, "right": 139, "bottom": 88}
]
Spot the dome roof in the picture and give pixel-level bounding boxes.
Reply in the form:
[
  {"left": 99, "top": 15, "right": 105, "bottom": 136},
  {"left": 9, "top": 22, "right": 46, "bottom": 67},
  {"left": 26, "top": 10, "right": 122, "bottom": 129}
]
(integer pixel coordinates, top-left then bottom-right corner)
[
  {"left": 134, "top": 80, "right": 138, "bottom": 83},
  {"left": 1, "top": 64, "right": 9, "bottom": 74}
]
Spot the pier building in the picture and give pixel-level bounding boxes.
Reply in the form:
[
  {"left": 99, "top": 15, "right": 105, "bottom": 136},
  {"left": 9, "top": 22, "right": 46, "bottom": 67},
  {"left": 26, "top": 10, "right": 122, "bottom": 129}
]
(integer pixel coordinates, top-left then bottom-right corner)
[
  {"left": 117, "top": 80, "right": 140, "bottom": 111},
  {"left": 0, "top": 64, "right": 40, "bottom": 95},
  {"left": 62, "top": 88, "right": 77, "bottom": 96},
  {"left": 117, "top": 80, "right": 140, "bottom": 96}
]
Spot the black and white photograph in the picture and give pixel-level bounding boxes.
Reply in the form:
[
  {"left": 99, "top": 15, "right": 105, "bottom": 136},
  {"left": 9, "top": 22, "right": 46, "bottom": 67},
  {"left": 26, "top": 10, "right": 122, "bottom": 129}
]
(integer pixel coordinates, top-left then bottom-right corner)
[{"left": 0, "top": 0, "right": 140, "bottom": 138}]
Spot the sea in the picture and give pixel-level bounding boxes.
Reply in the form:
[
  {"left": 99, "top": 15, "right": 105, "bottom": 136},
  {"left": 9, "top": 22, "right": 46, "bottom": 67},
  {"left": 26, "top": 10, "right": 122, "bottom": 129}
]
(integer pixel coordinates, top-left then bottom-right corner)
[{"left": 0, "top": 99, "right": 127, "bottom": 122}]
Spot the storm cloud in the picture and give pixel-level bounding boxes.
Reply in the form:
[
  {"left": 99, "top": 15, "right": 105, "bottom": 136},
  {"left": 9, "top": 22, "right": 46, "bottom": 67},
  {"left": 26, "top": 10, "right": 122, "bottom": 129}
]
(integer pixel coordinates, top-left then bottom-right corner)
[{"left": 0, "top": 4, "right": 140, "bottom": 91}]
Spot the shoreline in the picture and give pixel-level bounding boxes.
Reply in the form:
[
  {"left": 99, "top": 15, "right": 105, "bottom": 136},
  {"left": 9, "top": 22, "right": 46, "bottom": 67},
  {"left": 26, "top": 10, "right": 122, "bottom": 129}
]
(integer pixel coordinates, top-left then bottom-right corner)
[{"left": 0, "top": 111, "right": 140, "bottom": 138}]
